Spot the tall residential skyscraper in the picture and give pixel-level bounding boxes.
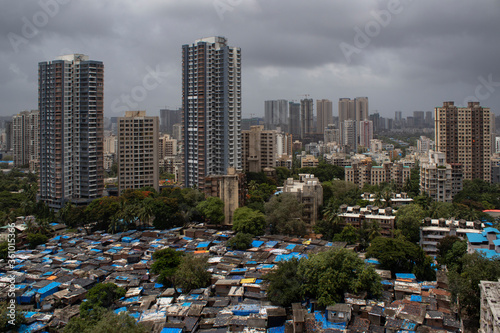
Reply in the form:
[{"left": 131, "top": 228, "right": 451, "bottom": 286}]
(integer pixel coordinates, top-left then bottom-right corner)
[
  {"left": 316, "top": 99, "right": 333, "bottom": 134},
  {"left": 288, "top": 101, "right": 300, "bottom": 138},
  {"left": 182, "top": 36, "right": 241, "bottom": 189},
  {"left": 39, "top": 54, "right": 104, "bottom": 208},
  {"left": 118, "top": 111, "right": 159, "bottom": 194},
  {"left": 159, "top": 108, "right": 182, "bottom": 134},
  {"left": 358, "top": 120, "right": 373, "bottom": 149},
  {"left": 12, "top": 110, "right": 39, "bottom": 167},
  {"left": 435, "top": 101, "right": 492, "bottom": 182},
  {"left": 300, "top": 98, "right": 313, "bottom": 139},
  {"left": 264, "top": 100, "right": 288, "bottom": 131},
  {"left": 338, "top": 97, "right": 369, "bottom": 151}
]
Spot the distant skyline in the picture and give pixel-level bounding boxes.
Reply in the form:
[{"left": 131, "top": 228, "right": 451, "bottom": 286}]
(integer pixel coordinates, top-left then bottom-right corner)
[{"left": 1, "top": 1, "right": 500, "bottom": 119}]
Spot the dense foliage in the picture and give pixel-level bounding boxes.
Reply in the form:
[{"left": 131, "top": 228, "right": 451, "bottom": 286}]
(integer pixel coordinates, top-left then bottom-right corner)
[
  {"left": 80, "top": 283, "right": 126, "bottom": 315},
  {"left": 448, "top": 253, "right": 500, "bottom": 331},
  {"left": 232, "top": 207, "right": 266, "bottom": 236},
  {"left": 226, "top": 232, "right": 253, "bottom": 250},
  {"left": 173, "top": 254, "right": 211, "bottom": 292},
  {"left": 196, "top": 197, "right": 225, "bottom": 225},
  {"left": 150, "top": 248, "right": 184, "bottom": 287},
  {"left": 264, "top": 248, "right": 382, "bottom": 307},
  {"left": 265, "top": 193, "right": 305, "bottom": 236},
  {"left": 367, "top": 237, "right": 435, "bottom": 281},
  {"left": 65, "top": 308, "right": 145, "bottom": 333}
]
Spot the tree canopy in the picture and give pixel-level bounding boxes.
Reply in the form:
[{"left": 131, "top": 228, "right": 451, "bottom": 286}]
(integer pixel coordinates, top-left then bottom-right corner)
[
  {"left": 265, "top": 193, "right": 305, "bottom": 236},
  {"left": 226, "top": 232, "right": 253, "bottom": 251},
  {"left": 264, "top": 248, "right": 382, "bottom": 307},
  {"left": 173, "top": 253, "right": 211, "bottom": 292},
  {"left": 366, "top": 236, "right": 435, "bottom": 281},
  {"left": 196, "top": 197, "right": 224, "bottom": 225},
  {"left": 232, "top": 207, "right": 266, "bottom": 236},
  {"left": 151, "top": 248, "right": 184, "bottom": 287},
  {"left": 395, "top": 204, "right": 426, "bottom": 243},
  {"left": 80, "top": 283, "right": 126, "bottom": 315}
]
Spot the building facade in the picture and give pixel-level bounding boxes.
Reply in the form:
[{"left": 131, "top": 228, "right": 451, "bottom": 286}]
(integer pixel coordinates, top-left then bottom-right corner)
[
  {"left": 182, "top": 36, "right": 241, "bottom": 189},
  {"left": 283, "top": 174, "right": 323, "bottom": 231},
  {"left": 264, "top": 99, "right": 288, "bottom": 132},
  {"left": 288, "top": 101, "right": 301, "bottom": 139},
  {"left": 345, "top": 161, "right": 411, "bottom": 189},
  {"left": 435, "top": 101, "right": 492, "bottom": 182},
  {"left": 12, "top": 110, "right": 39, "bottom": 167},
  {"left": 241, "top": 125, "right": 276, "bottom": 173},
  {"left": 159, "top": 108, "right": 182, "bottom": 134},
  {"left": 316, "top": 99, "right": 333, "bottom": 134},
  {"left": 479, "top": 280, "right": 500, "bottom": 333},
  {"left": 38, "top": 54, "right": 104, "bottom": 208},
  {"left": 117, "top": 111, "right": 159, "bottom": 194},
  {"left": 338, "top": 205, "right": 395, "bottom": 237},
  {"left": 300, "top": 98, "right": 314, "bottom": 139},
  {"left": 420, "top": 150, "right": 463, "bottom": 202},
  {"left": 204, "top": 168, "right": 245, "bottom": 225},
  {"left": 358, "top": 120, "right": 373, "bottom": 149}
]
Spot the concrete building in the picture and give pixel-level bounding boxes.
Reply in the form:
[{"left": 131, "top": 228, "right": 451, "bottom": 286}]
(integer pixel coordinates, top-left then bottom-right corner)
[
  {"left": 300, "top": 154, "right": 319, "bottom": 168},
  {"left": 358, "top": 120, "right": 373, "bottom": 149},
  {"left": 159, "top": 134, "right": 178, "bottom": 159},
  {"left": 316, "top": 99, "right": 333, "bottom": 134},
  {"left": 276, "top": 155, "right": 293, "bottom": 169},
  {"left": 435, "top": 101, "right": 492, "bottom": 182},
  {"left": 324, "top": 125, "right": 340, "bottom": 144},
  {"left": 288, "top": 101, "right": 301, "bottom": 139},
  {"left": 204, "top": 168, "right": 245, "bottom": 225},
  {"left": 12, "top": 110, "right": 39, "bottom": 167},
  {"left": 159, "top": 108, "right": 182, "bottom": 134},
  {"left": 419, "top": 218, "right": 483, "bottom": 257},
  {"left": 417, "top": 136, "right": 435, "bottom": 153},
  {"left": 276, "top": 132, "right": 293, "bottom": 157},
  {"left": 182, "top": 36, "right": 241, "bottom": 189},
  {"left": 38, "top": 54, "right": 104, "bottom": 208},
  {"left": 479, "top": 280, "right": 500, "bottom": 333},
  {"left": 465, "top": 227, "right": 500, "bottom": 258},
  {"left": 283, "top": 174, "right": 323, "bottom": 231},
  {"left": 345, "top": 161, "right": 411, "bottom": 189},
  {"left": 242, "top": 125, "right": 276, "bottom": 172},
  {"left": 370, "top": 139, "right": 383, "bottom": 153},
  {"left": 104, "top": 135, "right": 117, "bottom": 155},
  {"left": 420, "top": 151, "right": 463, "bottom": 202},
  {"left": 338, "top": 98, "right": 355, "bottom": 126},
  {"left": 118, "top": 111, "right": 159, "bottom": 194},
  {"left": 264, "top": 100, "right": 288, "bottom": 132},
  {"left": 342, "top": 119, "right": 357, "bottom": 152},
  {"left": 338, "top": 205, "right": 395, "bottom": 237},
  {"left": 300, "top": 99, "right": 314, "bottom": 139}
]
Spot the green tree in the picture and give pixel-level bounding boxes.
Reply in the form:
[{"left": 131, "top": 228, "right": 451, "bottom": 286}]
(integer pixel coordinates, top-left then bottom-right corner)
[
  {"left": 395, "top": 203, "right": 426, "bottom": 243},
  {"left": 436, "top": 235, "right": 462, "bottom": 266},
  {"left": 332, "top": 224, "right": 359, "bottom": 244},
  {"left": 265, "top": 193, "right": 305, "bottom": 236},
  {"left": 65, "top": 309, "right": 145, "bottom": 333},
  {"left": 0, "top": 301, "right": 26, "bottom": 332},
  {"left": 403, "top": 165, "right": 420, "bottom": 197},
  {"left": 151, "top": 197, "right": 184, "bottom": 230},
  {"left": 232, "top": 207, "right": 266, "bottom": 236},
  {"left": 264, "top": 258, "right": 304, "bottom": 307},
  {"left": 80, "top": 283, "right": 126, "bottom": 316},
  {"left": 26, "top": 232, "right": 48, "bottom": 249},
  {"left": 448, "top": 252, "right": 500, "bottom": 331},
  {"left": 367, "top": 237, "right": 435, "bottom": 281},
  {"left": 226, "top": 232, "right": 253, "bottom": 250},
  {"left": 151, "top": 248, "right": 184, "bottom": 287},
  {"left": 298, "top": 248, "right": 382, "bottom": 306},
  {"left": 0, "top": 242, "right": 7, "bottom": 260},
  {"left": 174, "top": 253, "right": 211, "bottom": 292},
  {"left": 196, "top": 197, "right": 224, "bottom": 225}
]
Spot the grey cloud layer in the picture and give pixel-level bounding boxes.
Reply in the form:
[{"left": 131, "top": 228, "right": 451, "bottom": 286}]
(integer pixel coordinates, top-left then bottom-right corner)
[{"left": 1, "top": 0, "right": 499, "bottom": 117}]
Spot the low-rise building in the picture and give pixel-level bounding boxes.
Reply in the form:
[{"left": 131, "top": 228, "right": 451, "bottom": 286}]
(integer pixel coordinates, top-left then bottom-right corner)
[
  {"left": 419, "top": 151, "right": 463, "bottom": 202},
  {"left": 345, "top": 161, "right": 411, "bottom": 189},
  {"left": 419, "top": 218, "right": 483, "bottom": 257},
  {"left": 465, "top": 227, "right": 500, "bottom": 259},
  {"left": 204, "top": 168, "right": 246, "bottom": 226},
  {"left": 479, "top": 280, "right": 500, "bottom": 333},
  {"left": 338, "top": 205, "right": 395, "bottom": 237},
  {"left": 282, "top": 174, "right": 323, "bottom": 231},
  {"left": 300, "top": 154, "right": 318, "bottom": 168}
]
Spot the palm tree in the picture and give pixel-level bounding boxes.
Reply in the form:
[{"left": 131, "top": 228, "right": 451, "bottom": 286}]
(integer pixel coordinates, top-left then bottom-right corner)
[
  {"left": 138, "top": 198, "right": 154, "bottom": 230},
  {"left": 368, "top": 221, "right": 382, "bottom": 241}
]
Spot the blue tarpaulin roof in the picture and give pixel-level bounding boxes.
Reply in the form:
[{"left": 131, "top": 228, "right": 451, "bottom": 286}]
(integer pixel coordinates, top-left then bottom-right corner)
[
  {"left": 161, "top": 329, "right": 183, "bottom": 333},
  {"left": 265, "top": 241, "right": 278, "bottom": 248},
  {"left": 114, "top": 307, "right": 127, "bottom": 314},
  {"left": 467, "top": 233, "right": 488, "bottom": 243},
  {"left": 286, "top": 244, "right": 296, "bottom": 250},
  {"left": 411, "top": 295, "right": 422, "bottom": 302},
  {"left": 314, "top": 311, "right": 347, "bottom": 329},
  {"left": 37, "top": 282, "right": 60, "bottom": 295},
  {"left": 251, "top": 240, "right": 264, "bottom": 248},
  {"left": 477, "top": 249, "right": 500, "bottom": 259},
  {"left": 197, "top": 242, "right": 211, "bottom": 248},
  {"left": 395, "top": 273, "right": 416, "bottom": 280},
  {"left": 483, "top": 227, "right": 500, "bottom": 235}
]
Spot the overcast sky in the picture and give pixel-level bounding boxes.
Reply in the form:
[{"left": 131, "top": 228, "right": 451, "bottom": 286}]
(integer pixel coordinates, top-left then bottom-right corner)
[{"left": 1, "top": 0, "right": 500, "bottom": 119}]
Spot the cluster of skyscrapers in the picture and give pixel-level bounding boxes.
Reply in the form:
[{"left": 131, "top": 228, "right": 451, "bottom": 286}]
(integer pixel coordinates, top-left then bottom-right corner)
[{"left": 1, "top": 35, "right": 497, "bottom": 210}]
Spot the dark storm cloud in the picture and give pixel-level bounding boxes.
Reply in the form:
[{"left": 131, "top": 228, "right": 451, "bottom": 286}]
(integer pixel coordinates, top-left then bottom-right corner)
[{"left": 1, "top": 0, "right": 500, "bottom": 118}]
